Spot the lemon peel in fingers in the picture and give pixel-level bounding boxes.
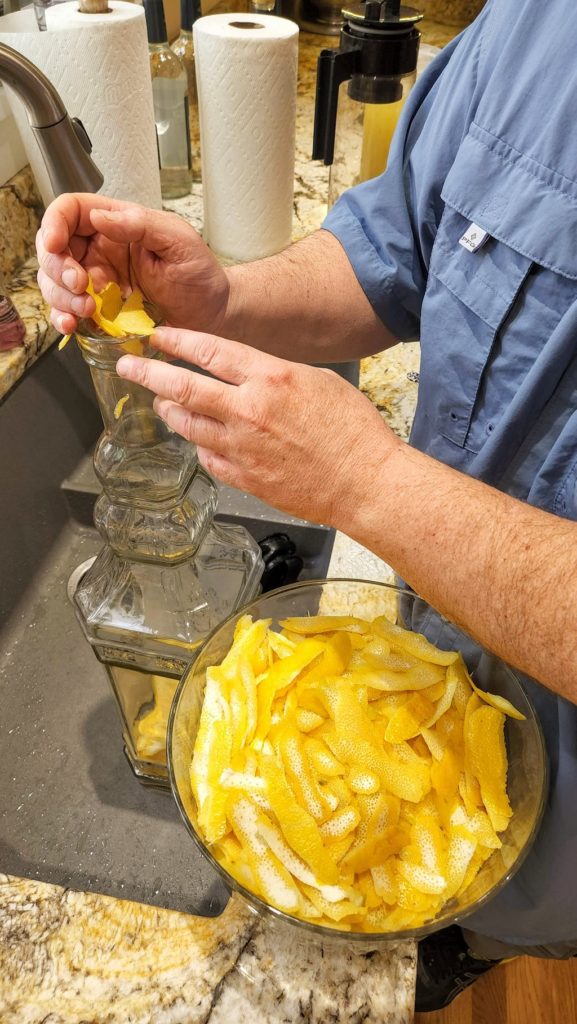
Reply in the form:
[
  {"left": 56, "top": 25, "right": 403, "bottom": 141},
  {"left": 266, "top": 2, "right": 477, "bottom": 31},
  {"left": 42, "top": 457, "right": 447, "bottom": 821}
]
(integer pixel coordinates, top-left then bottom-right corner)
[{"left": 58, "top": 275, "right": 155, "bottom": 347}]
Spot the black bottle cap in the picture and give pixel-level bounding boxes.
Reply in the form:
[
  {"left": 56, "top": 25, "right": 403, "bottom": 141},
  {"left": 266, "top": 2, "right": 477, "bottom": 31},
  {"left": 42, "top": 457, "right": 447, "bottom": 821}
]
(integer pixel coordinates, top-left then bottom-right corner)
[
  {"left": 180, "top": 0, "right": 201, "bottom": 32},
  {"left": 144, "top": 0, "right": 168, "bottom": 45}
]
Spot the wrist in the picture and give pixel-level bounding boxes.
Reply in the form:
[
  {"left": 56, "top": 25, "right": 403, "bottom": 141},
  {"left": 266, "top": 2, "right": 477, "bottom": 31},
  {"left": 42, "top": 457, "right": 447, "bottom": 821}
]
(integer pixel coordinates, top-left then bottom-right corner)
[
  {"left": 220, "top": 264, "right": 250, "bottom": 341},
  {"left": 330, "top": 422, "right": 408, "bottom": 545}
]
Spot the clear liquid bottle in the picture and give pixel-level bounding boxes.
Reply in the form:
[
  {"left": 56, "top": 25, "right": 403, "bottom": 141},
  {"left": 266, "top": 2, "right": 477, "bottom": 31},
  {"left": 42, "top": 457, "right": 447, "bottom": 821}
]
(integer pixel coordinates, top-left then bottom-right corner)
[
  {"left": 170, "top": 0, "right": 202, "bottom": 182},
  {"left": 144, "top": 0, "right": 192, "bottom": 200}
]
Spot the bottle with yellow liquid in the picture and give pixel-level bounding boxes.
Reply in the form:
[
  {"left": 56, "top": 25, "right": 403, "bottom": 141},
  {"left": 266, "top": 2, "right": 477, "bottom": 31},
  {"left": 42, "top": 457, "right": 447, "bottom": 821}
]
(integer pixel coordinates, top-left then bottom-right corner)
[
  {"left": 313, "top": 0, "right": 422, "bottom": 207},
  {"left": 67, "top": 314, "right": 263, "bottom": 787}
]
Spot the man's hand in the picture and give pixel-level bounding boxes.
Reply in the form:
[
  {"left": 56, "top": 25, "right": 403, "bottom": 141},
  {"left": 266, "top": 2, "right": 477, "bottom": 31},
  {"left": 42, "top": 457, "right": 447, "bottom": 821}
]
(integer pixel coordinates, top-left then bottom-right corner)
[
  {"left": 116, "top": 326, "right": 400, "bottom": 527},
  {"left": 36, "top": 194, "right": 229, "bottom": 337}
]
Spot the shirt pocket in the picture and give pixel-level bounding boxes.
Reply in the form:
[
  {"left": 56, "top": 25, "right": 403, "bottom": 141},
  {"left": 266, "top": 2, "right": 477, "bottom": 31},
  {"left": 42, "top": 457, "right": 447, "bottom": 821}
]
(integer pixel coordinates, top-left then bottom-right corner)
[
  {"left": 419, "top": 121, "right": 577, "bottom": 455},
  {"left": 423, "top": 161, "right": 534, "bottom": 452}
]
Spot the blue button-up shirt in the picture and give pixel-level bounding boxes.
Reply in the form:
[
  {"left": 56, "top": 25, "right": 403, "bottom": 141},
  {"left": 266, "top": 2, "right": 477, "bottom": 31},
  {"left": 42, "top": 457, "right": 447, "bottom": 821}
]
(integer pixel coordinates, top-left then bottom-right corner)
[{"left": 324, "top": 0, "right": 577, "bottom": 946}]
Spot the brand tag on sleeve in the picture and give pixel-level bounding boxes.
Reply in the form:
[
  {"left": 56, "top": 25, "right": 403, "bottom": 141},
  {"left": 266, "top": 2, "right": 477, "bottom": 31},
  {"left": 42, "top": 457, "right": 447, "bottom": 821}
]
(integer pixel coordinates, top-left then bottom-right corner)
[{"left": 459, "top": 222, "right": 490, "bottom": 253}]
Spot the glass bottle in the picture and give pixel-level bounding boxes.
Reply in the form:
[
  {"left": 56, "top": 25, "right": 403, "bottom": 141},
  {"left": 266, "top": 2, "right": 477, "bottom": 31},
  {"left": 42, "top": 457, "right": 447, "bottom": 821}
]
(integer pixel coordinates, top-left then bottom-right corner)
[
  {"left": 170, "top": 0, "right": 202, "bottom": 182},
  {"left": 68, "top": 320, "right": 263, "bottom": 785},
  {"left": 144, "top": 0, "right": 193, "bottom": 200}
]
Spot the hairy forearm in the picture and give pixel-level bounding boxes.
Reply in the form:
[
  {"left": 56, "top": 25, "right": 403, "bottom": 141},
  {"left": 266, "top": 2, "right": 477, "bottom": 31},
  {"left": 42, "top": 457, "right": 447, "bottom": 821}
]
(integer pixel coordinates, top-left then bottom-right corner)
[
  {"left": 346, "top": 438, "right": 577, "bottom": 704},
  {"left": 223, "top": 230, "right": 396, "bottom": 363}
]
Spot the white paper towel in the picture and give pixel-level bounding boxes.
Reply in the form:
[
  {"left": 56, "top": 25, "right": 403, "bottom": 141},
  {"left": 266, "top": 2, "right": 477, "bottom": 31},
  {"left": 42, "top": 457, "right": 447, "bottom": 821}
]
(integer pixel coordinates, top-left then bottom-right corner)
[
  {"left": 0, "top": 2, "right": 162, "bottom": 209},
  {"left": 194, "top": 13, "right": 298, "bottom": 263}
]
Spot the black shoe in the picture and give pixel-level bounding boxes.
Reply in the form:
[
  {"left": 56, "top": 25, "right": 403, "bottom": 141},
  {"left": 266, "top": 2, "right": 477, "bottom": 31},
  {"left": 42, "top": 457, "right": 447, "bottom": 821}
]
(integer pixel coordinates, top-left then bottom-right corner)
[{"left": 415, "top": 925, "right": 500, "bottom": 1012}]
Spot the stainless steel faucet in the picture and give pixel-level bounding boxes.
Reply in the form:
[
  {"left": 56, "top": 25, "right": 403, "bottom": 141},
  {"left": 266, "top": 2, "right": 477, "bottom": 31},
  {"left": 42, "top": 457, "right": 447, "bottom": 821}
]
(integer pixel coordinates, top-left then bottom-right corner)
[{"left": 0, "top": 42, "right": 103, "bottom": 196}]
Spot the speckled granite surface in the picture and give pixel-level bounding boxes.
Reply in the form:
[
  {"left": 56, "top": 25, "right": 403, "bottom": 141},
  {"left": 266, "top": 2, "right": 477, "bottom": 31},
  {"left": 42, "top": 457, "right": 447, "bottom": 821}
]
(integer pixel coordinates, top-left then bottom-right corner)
[
  {"left": 0, "top": 165, "right": 42, "bottom": 281},
  {"left": 0, "top": 875, "right": 416, "bottom": 1023}
]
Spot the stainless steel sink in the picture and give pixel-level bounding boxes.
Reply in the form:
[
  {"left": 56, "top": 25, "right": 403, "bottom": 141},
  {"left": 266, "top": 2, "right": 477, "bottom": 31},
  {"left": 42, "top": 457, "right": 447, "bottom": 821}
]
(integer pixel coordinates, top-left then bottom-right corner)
[{"left": 0, "top": 342, "right": 335, "bottom": 914}]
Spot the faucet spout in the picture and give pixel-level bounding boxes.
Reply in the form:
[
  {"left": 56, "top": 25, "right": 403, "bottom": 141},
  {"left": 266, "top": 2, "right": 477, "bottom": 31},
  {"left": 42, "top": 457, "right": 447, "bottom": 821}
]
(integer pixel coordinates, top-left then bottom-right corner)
[{"left": 0, "top": 42, "right": 104, "bottom": 196}]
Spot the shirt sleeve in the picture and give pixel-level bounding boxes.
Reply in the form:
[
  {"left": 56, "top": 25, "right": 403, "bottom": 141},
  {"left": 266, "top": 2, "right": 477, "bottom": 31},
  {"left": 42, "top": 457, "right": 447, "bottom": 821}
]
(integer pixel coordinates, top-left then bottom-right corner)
[{"left": 322, "top": 2, "right": 493, "bottom": 342}]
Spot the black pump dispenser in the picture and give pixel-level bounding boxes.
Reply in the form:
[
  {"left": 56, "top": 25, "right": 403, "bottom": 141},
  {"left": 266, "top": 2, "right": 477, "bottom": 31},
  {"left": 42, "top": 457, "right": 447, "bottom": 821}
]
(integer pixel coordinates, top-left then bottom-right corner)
[
  {"left": 312, "top": 1, "right": 423, "bottom": 166},
  {"left": 144, "top": 0, "right": 169, "bottom": 45}
]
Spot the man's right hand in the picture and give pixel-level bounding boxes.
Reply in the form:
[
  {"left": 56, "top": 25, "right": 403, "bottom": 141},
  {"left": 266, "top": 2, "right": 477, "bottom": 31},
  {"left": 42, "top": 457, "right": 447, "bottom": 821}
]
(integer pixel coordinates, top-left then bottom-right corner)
[{"left": 36, "top": 193, "right": 230, "bottom": 337}]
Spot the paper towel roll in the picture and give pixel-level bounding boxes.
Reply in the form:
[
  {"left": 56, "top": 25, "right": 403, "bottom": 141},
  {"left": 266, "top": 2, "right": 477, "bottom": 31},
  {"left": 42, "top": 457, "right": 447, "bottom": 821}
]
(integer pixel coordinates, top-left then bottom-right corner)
[
  {"left": 194, "top": 13, "right": 298, "bottom": 263},
  {"left": 0, "top": 2, "right": 162, "bottom": 210}
]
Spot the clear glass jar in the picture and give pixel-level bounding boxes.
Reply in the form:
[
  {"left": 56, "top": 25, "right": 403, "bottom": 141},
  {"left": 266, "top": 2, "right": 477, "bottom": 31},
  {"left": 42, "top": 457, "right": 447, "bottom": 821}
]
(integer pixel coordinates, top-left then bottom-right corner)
[{"left": 69, "top": 320, "right": 263, "bottom": 785}]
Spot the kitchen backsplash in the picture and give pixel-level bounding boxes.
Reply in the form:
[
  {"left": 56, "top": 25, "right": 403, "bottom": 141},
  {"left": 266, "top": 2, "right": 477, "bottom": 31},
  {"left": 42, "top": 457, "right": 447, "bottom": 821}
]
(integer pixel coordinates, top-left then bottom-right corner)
[{"left": 0, "top": 165, "right": 42, "bottom": 280}]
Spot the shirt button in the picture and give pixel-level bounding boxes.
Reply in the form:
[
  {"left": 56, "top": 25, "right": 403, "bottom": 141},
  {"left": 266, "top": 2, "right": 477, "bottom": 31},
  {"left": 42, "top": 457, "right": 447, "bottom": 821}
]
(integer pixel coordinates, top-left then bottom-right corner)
[
  {"left": 487, "top": 423, "right": 494, "bottom": 434},
  {"left": 450, "top": 411, "right": 458, "bottom": 421}
]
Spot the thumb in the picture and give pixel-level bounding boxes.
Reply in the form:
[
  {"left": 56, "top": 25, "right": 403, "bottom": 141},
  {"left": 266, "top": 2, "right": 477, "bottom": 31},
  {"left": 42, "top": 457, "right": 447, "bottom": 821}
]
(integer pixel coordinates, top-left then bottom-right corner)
[{"left": 89, "top": 207, "right": 198, "bottom": 264}]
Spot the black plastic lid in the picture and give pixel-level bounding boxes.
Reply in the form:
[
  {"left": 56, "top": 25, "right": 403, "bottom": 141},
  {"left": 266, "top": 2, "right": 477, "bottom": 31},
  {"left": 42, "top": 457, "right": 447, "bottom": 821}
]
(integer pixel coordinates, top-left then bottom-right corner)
[
  {"left": 180, "top": 0, "right": 201, "bottom": 31},
  {"left": 144, "top": 0, "right": 168, "bottom": 45}
]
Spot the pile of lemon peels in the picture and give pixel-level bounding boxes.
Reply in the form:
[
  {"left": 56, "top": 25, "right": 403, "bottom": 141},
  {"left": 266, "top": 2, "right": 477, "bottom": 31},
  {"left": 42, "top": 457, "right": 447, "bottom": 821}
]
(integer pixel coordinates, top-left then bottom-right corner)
[{"left": 190, "top": 612, "right": 525, "bottom": 933}]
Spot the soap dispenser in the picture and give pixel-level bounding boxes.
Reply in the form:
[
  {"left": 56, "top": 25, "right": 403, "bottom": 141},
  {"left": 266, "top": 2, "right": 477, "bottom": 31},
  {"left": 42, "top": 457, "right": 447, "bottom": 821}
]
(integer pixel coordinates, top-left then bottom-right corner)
[{"left": 313, "top": 0, "right": 422, "bottom": 206}]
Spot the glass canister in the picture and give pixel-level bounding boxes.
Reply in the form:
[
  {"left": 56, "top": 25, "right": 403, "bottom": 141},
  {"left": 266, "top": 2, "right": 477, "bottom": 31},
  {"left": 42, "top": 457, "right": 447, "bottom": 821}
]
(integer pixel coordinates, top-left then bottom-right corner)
[{"left": 68, "top": 320, "right": 263, "bottom": 786}]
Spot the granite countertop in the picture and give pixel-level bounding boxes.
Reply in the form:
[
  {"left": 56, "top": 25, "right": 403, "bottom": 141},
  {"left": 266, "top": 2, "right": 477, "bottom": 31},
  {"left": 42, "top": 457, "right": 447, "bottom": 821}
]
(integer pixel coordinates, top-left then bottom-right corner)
[
  {"left": 0, "top": 876, "right": 416, "bottom": 1024},
  {"left": 0, "top": 17, "right": 464, "bottom": 1024}
]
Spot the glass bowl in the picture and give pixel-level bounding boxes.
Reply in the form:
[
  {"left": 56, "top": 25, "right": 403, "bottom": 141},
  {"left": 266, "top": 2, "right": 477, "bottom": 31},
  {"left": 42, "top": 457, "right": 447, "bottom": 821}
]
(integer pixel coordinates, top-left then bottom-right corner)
[{"left": 167, "top": 579, "right": 547, "bottom": 943}]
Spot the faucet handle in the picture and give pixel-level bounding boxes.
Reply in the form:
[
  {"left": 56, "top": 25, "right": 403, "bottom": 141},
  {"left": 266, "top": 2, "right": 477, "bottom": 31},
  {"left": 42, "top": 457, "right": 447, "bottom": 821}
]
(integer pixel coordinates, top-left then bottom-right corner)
[{"left": 71, "top": 117, "right": 94, "bottom": 155}]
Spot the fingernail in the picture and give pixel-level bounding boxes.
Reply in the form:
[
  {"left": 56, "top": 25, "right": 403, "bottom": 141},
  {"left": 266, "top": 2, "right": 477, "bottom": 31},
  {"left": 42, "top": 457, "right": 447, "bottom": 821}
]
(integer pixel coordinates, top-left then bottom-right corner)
[
  {"left": 116, "top": 355, "right": 135, "bottom": 377},
  {"left": 57, "top": 314, "right": 68, "bottom": 332},
  {"left": 62, "top": 268, "right": 78, "bottom": 290},
  {"left": 151, "top": 327, "right": 166, "bottom": 344},
  {"left": 71, "top": 295, "right": 86, "bottom": 314}
]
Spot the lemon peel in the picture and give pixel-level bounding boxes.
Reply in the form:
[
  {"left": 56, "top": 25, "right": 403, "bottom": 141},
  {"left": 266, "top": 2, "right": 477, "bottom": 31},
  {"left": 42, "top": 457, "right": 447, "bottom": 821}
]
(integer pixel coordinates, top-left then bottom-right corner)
[{"left": 113, "top": 394, "right": 130, "bottom": 419}]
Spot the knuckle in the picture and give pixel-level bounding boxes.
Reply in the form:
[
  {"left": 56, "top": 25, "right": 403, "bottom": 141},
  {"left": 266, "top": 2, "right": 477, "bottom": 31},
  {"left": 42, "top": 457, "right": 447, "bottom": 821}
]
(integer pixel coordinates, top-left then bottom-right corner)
[
  {"left": 167, "top": 328, "right": 188, "bottom": 360},
  {"left": 244, "top": 398, "right": 269, "bottom": 432},
  {"left": 264, "top": 360, "right": 292, "bottom": 389},
  {"left": 46, "top": 277, "right": 61, "bottom": 305},
  {"left": 180, "top": 415, "right": 198, "bottom": 445},
  {"left": 195, "top": 333, "right": 221, "bottom": 370},
  {"left": 171, "top": 371, "right": 195, "bottom": 408},
  {"left": 130, "top": 359, "right": 149, "bottom": 387},
  {"left": 39, "top": 249, "right": 56, "bottom": 278}
]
